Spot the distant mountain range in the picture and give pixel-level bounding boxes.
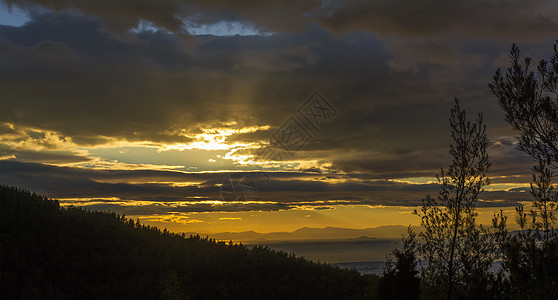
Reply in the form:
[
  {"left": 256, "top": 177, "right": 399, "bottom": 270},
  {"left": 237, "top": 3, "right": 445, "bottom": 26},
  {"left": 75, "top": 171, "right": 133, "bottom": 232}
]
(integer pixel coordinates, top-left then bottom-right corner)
[{"left": 185, "top": 225, "right": 424, "bottom": 243}]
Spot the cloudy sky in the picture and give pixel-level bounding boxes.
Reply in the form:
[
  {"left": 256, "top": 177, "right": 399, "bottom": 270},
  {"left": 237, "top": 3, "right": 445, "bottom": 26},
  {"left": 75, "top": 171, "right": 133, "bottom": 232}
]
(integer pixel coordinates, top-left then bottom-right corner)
[{"left": 1, "top": 0, "right": 556, "bottom": 233}]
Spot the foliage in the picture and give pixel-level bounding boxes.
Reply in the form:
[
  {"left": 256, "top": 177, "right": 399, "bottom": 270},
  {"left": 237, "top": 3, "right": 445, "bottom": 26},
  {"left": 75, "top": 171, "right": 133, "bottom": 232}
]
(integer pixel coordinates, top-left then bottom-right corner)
[
  {"left": 379, "top": 42, "right": 558, "bottom": 300},
  {"left": 160, "top": 271, "right": 187, "bottom": 300},
  {"left": 501, "top": 226, "right": 558, "bottom": 299},
  {"left": 378, "top": 226, "right": 420, "bottom": 300},
  {"left": 489, "top": 43, "right": 558, "bottom": 170},
  {"left": 414, "top": 99, "right": 505, "bottom": 299},
  {"left": 0, "top": 185, "right": 372, "bottom": 300},
  {"left": 490, "top": 42, "right": 558, "bottom": 299}
]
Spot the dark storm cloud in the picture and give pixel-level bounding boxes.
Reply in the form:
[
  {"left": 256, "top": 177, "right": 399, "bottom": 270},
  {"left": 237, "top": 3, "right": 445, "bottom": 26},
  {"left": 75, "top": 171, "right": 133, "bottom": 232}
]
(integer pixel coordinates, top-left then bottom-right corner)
[
  {"left": 0, "top": 11, "right": 341, "bottom": 146},
  {"left": 1, "top": 0, "right": 556, "bottom": 214},
  {"left": 320, "top": 0, "right": 558, "bottom": 41},
  {"left": 8, "top": 0, "right": 556, "bottom": 39},
  {"left": 0, "top": 15, "right": 200, "bottom": 144}
]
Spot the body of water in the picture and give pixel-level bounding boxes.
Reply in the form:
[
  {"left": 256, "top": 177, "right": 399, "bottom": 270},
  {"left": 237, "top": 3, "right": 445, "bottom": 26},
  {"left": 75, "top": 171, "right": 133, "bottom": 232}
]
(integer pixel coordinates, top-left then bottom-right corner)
[{"left": 332, "top": 261, "right": 386, "bottom": 275}]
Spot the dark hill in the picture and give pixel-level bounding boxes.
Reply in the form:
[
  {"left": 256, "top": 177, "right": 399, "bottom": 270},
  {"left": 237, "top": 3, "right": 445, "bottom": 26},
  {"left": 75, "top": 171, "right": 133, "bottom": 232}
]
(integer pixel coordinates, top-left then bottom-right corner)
[{"left": 0, "top": 185, "right": 375, "bottom": 299}]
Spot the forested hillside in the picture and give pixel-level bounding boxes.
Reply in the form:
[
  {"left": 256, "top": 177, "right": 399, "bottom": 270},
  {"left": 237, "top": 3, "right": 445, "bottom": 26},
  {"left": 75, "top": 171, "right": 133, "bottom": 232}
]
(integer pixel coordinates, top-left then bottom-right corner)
[{"left": 0, "top": 185, "right": 374, "bottom": 300}]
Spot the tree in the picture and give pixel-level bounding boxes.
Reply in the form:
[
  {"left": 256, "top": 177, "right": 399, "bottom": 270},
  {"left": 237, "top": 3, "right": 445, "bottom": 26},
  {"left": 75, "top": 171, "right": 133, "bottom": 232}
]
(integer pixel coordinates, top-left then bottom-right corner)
[
  {"left": 490, "top": 43, "right": 558, "bottom": 298},
  {"left": 415, "top": 99, "right": 505, "bottom": 299},
  {"left": 490, "top": 43, "right": 558, "bottom": 235},
  {"left": 489, "top": 43, "right": 558, "bottom": 171},
  {"left": 379, "top": 226, "right": 420, "bottom": 300},
  {"left": 0, "top": 185, "right": 372, "bottom": 300},
  {"left": 159, "top": 271, "right": 187, "bottom": 300}
]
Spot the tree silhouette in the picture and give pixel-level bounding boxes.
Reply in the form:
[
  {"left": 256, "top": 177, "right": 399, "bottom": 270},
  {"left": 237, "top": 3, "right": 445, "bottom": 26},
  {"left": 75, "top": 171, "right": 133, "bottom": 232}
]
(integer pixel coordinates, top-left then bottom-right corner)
[
  {"left": 414, "top": 99, "right": 505, "bottom": 299},
  {"left": 490, "top": 43, "right": 558, "bottom": 171},
  {"left": 0, "top": 185, "right": 372, "bottom": 300},
  {"left": 490, "top": 42, "right": 558, "bottom": 236},
  {"left": 379, "top": 226, "right": 420, "bottom": 300},
  {"left": 490, "top": 43, "right": 558, "bottom": 298},
  {"left": 159, "top": 271, "right": 187, "bottom": 300}
]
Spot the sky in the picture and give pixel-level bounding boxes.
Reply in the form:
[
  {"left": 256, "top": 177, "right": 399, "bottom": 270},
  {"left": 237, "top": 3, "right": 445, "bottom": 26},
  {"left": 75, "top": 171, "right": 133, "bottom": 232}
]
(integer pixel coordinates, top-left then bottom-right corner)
[{"left": 1, "top": 0, "right": 557, "bottom": 235}]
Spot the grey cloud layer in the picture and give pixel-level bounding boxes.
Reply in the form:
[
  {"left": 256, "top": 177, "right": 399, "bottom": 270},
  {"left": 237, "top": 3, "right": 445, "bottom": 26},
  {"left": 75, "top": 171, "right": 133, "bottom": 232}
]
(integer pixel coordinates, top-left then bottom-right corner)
[
  {"left": 0, "top": 160, "right": 527, "bottom": 214},
  {"left": 7, "top": 0, "right": 556, "bottom": 39},
  {"left": 320, "top": 0, "right": 558, "bottom": 40}
]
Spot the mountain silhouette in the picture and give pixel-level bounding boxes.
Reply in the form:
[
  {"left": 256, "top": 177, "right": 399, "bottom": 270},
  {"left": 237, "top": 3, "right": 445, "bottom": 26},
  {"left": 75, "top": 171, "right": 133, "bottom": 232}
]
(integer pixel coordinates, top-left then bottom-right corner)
[
  {"left": 0, "top": 185, "right": 373, "bottom": 299},
  {"left": 190, "top": 225, "right": 423, "bottom": 243}
]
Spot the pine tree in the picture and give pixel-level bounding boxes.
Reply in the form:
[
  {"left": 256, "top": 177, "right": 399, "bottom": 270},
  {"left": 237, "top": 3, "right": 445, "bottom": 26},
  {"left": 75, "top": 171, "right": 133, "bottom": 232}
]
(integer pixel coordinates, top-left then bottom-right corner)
[
  {"left": 490, "top": 42, "right": 558, "bottom": 298},
  {"left": 379, "top": 226, "right": 420, "bottom": 300},
  {"left": 415, "top": 99, "right": 505, "bottom": 299}
]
